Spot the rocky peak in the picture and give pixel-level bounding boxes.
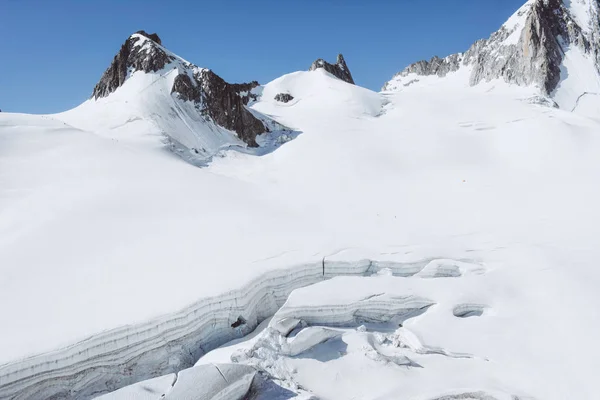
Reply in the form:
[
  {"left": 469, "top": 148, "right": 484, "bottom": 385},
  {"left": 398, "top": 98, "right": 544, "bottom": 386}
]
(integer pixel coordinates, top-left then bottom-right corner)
[
  {"left": 92, "top": 32, "right": 174, "bottom": 99},
  {"left": 383, "top": 0, "right": 600, "bottom": 96},
  {"left": 309, "top": 53, "right": 355, "bottom": 84},
  {"left": 135, "top": 30, "right": 162, "bottom": 45}
]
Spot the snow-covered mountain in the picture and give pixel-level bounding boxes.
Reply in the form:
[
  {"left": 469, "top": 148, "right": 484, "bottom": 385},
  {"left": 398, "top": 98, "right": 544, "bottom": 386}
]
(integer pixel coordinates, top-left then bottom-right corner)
[
  {"left": 59, "top": 30, "right": 293, "bottom": 165},
  {"left": 383, "top": 0, "right": 600, "bottom": 115},
  {"left": 2, "top": 1, "right": 600, "bottom": 400}
]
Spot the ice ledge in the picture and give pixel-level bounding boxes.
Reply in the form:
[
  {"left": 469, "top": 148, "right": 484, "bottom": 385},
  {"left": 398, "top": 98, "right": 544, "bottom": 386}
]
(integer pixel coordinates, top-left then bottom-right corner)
[{"left": 0, "top": 256, "right": 476, "bottom": 399}]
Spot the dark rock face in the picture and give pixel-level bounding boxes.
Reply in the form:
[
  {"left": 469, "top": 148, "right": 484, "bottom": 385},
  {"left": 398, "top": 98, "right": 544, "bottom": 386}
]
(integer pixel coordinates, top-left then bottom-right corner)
[
  {"left": 309, "top": 54, "right": 355, "bottom": 84},
  {"left": 92, "top": 31, "right": 174, "bottom": 99},
  {"left": 135, "top": 30, "right": 162, "bottom": 45},
  {"left": 92, "top": 31, "right": 268, "bottom": 147},
  {"left": 274, "top": 93, "right": 294, "bottom": 103},
  {"left": 171, "top": 74, "right": 200, "bottom": 103},
  {"left": 171, "top": 71, "right": 265, "bottom": 147},
  {"left": 383, "top": 0, "right": 600, "bottom": 95},
  {"left": 230, "top": 81, "right": 261, "bottom": 105}
]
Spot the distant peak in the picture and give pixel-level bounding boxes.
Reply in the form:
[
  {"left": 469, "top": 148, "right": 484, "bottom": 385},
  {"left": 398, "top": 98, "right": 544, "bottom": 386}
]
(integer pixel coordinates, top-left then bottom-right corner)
[
  {"left": 133, "top": 30, "right": 162, "bottom": 45},
  {"left": 309, "top": 54, "right": 355, "bottom": 84},
  {"left": 383, "top": 0, "right": 600, "bottom": 97}
]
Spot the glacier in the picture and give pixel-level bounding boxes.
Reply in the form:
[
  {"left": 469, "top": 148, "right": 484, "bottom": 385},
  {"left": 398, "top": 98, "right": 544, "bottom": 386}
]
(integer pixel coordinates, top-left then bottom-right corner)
[
  {"left": 3, "top": 65, "right": 600, "bottom": 399},
  {"left": 2, "top": 0, "right": 600, "bottom": 398}
]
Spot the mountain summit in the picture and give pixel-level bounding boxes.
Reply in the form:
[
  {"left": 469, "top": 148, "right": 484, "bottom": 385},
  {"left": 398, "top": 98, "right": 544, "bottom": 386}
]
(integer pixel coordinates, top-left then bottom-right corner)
[
  {"left": 383, "top": 0, "right": 600, "bottom": 112},
  {"left": 92, "top": 31, "right": 171, "bottom": 99}
]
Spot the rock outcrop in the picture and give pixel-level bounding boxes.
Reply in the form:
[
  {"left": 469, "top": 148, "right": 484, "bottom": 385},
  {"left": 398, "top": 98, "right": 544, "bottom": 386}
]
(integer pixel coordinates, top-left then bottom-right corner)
[
  {"left": 92, "top": 31, "right": 267, "bottom": 147},
  {"left": 383, "top": 0, "right": 600, "bottom": 95},
  {"left": 171, "top": 71, "right": 265, "bottom": 147},
  {"left": 309, "top": 54, "right": 355, "bottom": 84},
  {"left": 274, "top": 93, "right": 294, "bottom": 103}
]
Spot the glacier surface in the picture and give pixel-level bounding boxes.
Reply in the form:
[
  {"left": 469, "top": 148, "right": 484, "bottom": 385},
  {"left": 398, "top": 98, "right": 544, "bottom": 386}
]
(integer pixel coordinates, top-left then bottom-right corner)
[{"left": 2, "top": 34, "right": 600, "bottom": 399}]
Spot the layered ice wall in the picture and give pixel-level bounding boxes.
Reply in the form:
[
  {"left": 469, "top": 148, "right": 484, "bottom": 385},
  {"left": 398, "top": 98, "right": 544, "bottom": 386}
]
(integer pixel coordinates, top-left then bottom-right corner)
[{"left": 0, "top": 256, "right": 460, "bottom": 399}]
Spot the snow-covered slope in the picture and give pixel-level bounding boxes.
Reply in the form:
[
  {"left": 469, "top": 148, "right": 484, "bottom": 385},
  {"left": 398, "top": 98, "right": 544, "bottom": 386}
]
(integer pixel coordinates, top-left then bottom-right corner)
[
  {"left": 3, "top": 61, "right": 600, "bottom": 398},
  {"left": 383, "top": 0, "right": 600, "bottom": 117},
  {"left": 252, "top": 69, "right": 383, "bottom": 127}
]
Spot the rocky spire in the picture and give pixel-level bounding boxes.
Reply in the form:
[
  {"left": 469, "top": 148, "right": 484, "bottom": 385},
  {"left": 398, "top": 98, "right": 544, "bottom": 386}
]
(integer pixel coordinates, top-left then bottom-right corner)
[
  {"left": 92, "top": 31, "right": 173, "bottom": 99},
  {"left": 309, "top": 53, "right": 355, "bottom": 84},
  {"left": 383, "top": 0, "right": 600, "bottom": 95}
]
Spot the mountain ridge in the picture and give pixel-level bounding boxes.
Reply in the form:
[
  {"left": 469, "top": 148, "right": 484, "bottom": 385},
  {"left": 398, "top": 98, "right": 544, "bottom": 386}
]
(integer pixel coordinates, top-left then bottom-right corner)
[{"left": 383, "top": 0, "right": 600, "bottom": 111}]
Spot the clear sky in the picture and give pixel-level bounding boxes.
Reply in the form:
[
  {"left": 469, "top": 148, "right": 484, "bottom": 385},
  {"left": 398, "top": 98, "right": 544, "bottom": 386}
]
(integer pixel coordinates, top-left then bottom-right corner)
[{"left": 0, "top": 0, "right": 525, "bottom": 114}]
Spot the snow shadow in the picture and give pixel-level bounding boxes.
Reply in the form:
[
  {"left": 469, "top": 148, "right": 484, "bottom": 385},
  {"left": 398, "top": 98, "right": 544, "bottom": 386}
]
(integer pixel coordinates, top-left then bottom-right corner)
[
  {"left": 248, "top": 374, "right": 298, "bottom": 400},
  {"left": 292, "top": 336, "right": 348, "bottom": 362}
]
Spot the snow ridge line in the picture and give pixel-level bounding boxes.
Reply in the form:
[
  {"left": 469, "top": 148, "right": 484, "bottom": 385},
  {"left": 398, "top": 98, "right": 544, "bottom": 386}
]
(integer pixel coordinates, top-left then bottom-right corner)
[
  {"left": 570, "top": 91, "right": 600, "bottom": 112},
  {"left": 272, "top": 296, "right": 434, "bottom": 327},
  {"left": 0, "top": 257, "right": 438, "bottom": 400}
]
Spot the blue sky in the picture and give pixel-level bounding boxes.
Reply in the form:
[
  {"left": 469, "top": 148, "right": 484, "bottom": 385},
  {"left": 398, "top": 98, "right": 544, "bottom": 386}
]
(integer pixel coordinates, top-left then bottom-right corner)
[{"left": 0, "top": 0, "right": 525, "bottom": 114}]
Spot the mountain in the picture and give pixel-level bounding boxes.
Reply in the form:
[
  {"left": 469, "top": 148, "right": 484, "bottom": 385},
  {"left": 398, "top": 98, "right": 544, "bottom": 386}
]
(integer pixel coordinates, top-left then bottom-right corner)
[
  {"left": 59, "top": 30, "right": 293, "bottom": 164},
  {"left": 383, "top": 0, "right": 600, "bottom": 114}
]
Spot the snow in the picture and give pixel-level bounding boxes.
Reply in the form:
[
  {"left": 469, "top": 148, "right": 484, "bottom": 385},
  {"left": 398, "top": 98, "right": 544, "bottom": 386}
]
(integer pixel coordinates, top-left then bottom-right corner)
[
  {"left": 254, "top": 69, "right": 383, "bottom": 125},
  {"left": 564, "top": 0, "right": 594, "bottom": 33},
  {"left": 552, "top": 45, "right": 600, "bottom": 116},
  {"left": 163, "top": 363, "right": 256, "bottom": 400},
  {"left": 95, "top": 364, "right": 257, "bottom": 400},
  {"left": 95, "top": 374, "right": 176, "bottom": 400},
  {"left": 381, "top": 66, "right": 473, "bottom": 94},
  {"left": 499, "top": 0, "right": 534, "bottom": 45},
  {"left": 2, "top": 55, "right": 600, "bottom": 399}
]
